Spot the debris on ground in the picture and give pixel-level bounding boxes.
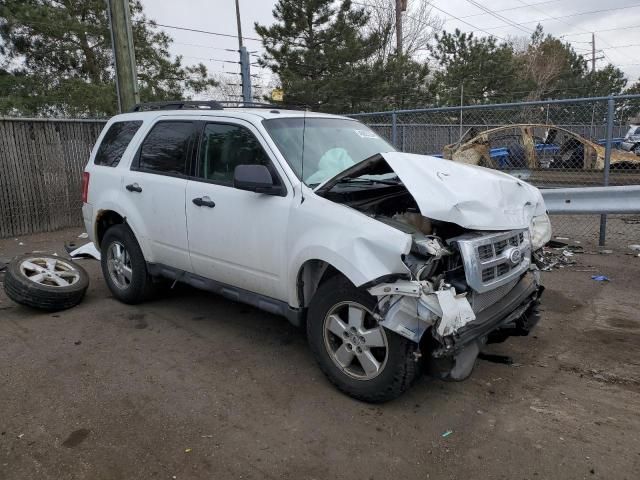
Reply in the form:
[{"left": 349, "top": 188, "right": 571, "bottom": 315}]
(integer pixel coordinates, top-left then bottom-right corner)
[
  {"left": 534, "top": 242, "right": 583, "bottom": 271},
  {"left": 591, "top": 275, "right": 610, "bottom": 282},
  {"left": 599, "top": 249, "right": 613, "bottom": 255},
  {"left": 441, "top": 430, "right": 453, "bottom": 438},
  {"left": 78, "top": 232, "right": 89, "bottom": 239},
  {"left": 629, "top": 245, "right": 640, "bottom": 251},
  {"left": 65, "top": 242, "right": 101, "bottom": 260}
]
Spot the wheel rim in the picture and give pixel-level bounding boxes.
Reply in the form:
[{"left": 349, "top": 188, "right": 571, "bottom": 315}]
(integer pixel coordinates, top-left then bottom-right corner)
[
  {"left": 322, "top": 301, "right": 388, "bottom": 381},
  {"left": 19, "top": 257, "right": 80, "bottom": 287},
  {"left": 106, "top": 241, "right": 132, "bottom": 290}
]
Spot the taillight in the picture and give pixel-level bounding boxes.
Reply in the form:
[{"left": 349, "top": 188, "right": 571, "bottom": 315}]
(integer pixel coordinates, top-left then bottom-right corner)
[{"left": 82, "top": 172, "right": 90, "bottom": 203}]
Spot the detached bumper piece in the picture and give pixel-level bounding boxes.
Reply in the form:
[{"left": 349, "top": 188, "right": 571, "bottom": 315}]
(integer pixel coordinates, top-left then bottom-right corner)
[{"left": 430, "top": 272, "right": 543, "bottom": 381}]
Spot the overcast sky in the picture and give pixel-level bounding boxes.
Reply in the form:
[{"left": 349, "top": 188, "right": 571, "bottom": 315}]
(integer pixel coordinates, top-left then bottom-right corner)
[{"left": 139, "top": 0, "right": 640, "bottom": 95}]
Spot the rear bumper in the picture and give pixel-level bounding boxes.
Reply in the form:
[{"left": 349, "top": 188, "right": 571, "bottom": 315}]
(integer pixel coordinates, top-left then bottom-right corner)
[
  {"left": 433, "top": 271, "right": 543, "bottom": 358},
  {"left": 81, "top": 203, "right": 94, "bottom": 242}
]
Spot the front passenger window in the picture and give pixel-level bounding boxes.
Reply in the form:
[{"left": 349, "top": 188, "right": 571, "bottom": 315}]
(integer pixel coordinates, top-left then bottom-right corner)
[{"left": 199, "top": 123, "right": 271, "bottom": 184}]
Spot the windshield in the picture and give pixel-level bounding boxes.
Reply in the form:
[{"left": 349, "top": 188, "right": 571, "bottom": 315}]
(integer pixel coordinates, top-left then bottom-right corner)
[{"left": 263, "top": 117, "right": 395, "bottom": 186}]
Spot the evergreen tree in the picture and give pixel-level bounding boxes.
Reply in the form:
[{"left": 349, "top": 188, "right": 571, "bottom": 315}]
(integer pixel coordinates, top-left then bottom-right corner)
[
  {"left": 255, "top": 0, "right": 386, "bottom": 112},
  {"left": 0, "top": 0, "right": 217, "bottom": 116},
  {"left": 429, "top": 29, "right": 521, "bottom": 105}
]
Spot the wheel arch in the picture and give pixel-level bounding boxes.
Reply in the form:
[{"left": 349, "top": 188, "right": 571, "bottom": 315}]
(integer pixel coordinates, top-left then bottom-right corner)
[
  {"left": 294, "top": 258, "right": 358, "bottom": 310},
  {"left": 94, "top": 208, "right": 152, "bottom": 262}
]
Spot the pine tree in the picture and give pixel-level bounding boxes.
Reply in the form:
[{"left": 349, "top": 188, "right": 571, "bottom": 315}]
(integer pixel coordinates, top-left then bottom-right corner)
[
  {"left": 0, "top": 0, "right": 217, "bottom": 116},
  {"left": 429, "top": 29, "right": 521, "bottom": 106},
  {"left": 255, "top": 0, "right": 383, "bottom": 112}
]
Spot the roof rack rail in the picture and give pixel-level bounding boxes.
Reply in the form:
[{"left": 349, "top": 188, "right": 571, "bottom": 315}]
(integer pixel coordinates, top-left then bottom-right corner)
[
  {"left": 216, "top": 100, "right": 305, "bottom": 110},
  {"left": 130, "top": 100, "right": 224, "bottom": 112}
]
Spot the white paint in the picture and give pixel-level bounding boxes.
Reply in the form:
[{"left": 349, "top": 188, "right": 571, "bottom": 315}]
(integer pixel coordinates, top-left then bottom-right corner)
[
  {"left": 381, "top": 152, "right": 545, "bottom": 231},
  {"left": 69, "top": 242, "right": 101, "bottom": 260}
]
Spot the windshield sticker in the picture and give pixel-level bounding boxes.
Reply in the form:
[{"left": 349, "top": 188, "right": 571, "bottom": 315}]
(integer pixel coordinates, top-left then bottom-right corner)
[{"left": 353, "top": 129, "right": 379, "bottom": 139}]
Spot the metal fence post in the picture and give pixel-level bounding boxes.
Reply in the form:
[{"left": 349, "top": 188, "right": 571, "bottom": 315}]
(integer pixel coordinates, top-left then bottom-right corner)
[
  {"left": 391, "top": 111, "right": 398, "bottom": 149},
  {"left": 598, "top": 96, "right": 615, "bottom": 246}
]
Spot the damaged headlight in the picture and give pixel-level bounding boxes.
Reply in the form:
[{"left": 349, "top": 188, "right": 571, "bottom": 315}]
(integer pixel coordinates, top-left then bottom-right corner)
[{"left": 529, "top": 213, "right": 552, "bottom": 251}]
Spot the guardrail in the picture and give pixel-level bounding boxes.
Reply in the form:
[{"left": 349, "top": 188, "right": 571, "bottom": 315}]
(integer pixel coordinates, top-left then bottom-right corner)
[{"left": 541, "top": 185, "right": 640, "bottom": 214}]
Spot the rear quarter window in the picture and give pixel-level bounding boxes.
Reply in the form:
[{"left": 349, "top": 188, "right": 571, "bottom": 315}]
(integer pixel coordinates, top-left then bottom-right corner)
[{"left": 94, "top": 121, "right": 143, "bottom": 167}]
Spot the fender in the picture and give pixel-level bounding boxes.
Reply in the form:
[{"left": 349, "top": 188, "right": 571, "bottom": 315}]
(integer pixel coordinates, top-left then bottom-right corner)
[
  {"left": 286, "top": 193, "right": 412, "bottom": 308},
  {"left": 92, "top": 193, "right": 154, "bottom": 262}
]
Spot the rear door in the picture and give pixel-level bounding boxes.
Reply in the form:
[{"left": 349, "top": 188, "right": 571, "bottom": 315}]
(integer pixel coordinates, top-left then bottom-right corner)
[
  {"left": 122, "top": 120, "right": 197, "bottom": 272},
  {"left": 185, "top": 118, "right": 292, "bottom": 300}
]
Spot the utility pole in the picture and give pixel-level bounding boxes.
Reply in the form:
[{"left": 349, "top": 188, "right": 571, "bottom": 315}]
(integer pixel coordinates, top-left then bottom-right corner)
[
  {"left": 234, "top": 0, "right": 252, "bottom": 104},
  {"left": 395, "top": 0, "right": 404, "bottom": 55},
  {"left": 592, "top": 32, "right": 596, "bottom": 72},
  {"left": 106, "top": 0, "right": 139, "bottom": 112}
]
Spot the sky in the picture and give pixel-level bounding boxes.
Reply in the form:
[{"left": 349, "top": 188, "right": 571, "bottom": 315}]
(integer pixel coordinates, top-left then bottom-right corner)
[{"left": 139, "top": 0, "right": 640, "bottom": 94}]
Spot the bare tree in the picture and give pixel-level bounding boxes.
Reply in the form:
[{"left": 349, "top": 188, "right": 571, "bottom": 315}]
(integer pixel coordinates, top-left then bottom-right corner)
[
  {"left": 202, "top": 72, "right": 272, "bottom": 103},
  {"left": 364, "top": 0, "right": 443, "bottom": 61}
]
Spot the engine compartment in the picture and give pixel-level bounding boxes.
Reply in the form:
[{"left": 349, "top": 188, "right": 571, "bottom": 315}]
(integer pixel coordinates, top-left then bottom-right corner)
[{"left": 329, "top": 186, "right": 470, "bottom": 293}]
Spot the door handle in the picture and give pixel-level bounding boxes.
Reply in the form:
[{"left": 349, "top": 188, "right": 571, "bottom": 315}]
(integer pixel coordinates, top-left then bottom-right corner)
[
  {"left": 192, "top": 196, "right": 215, "bottom": 208},
  {"left": 126, "top": 183, "right": 142, "bottom": 193}
]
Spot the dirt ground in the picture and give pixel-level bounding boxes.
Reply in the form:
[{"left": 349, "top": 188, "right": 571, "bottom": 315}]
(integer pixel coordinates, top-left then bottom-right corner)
[{"left": 1, "top": 228, "right": 639, "bottom": 480}]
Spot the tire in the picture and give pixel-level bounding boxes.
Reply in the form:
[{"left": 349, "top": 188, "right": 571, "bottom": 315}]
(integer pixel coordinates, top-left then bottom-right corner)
[
  {"left": 100, "top": 224, "right": 154, "bottom": 304},
  {"left": 307, "top": 276, "right": 422, "bottom": 403},
  {"left": 3, "top": 254, "right": 89, "bottom": 311}
]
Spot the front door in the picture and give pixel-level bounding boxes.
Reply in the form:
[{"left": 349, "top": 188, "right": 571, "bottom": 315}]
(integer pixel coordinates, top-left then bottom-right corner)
[{"left": 186, "top": 119, "right": 292, "bottom": 301}]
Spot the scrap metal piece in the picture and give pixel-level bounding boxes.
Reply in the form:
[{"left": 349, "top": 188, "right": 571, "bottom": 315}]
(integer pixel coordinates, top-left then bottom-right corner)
[{"left": 443, "top": 123, "right": 640, "bottom": 170}]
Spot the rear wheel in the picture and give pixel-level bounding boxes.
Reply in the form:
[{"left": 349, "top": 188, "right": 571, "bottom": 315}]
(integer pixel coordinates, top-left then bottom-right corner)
[
  {"left": 100, "top": 224, "right": 153, "bottom": 304},
  {"left": 307, "top": 276, "right": 422, "bottom": 403}
]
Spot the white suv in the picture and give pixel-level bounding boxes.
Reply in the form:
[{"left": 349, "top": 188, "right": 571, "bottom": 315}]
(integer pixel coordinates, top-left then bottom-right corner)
[{"left": 83, "top": 101, "right": 552, "bottom": 402}]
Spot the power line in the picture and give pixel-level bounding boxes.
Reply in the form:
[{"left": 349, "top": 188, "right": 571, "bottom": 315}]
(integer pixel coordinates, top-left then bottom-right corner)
[
  {"left": 428, "top": 3, "right": 508, "bottom": 41},
  {"left": 141, "top": 21, "right": 262, "bottom": 42},
  {"left": 455, "top": 0, "right": 563, "bottom": 21},
  {"left": 561, "top": 24, "right": 640, "bottom": 37},
  {"left": 480, "top": 4, "right": 640, "bottom": 31},
  {"left": 463, "top": 0, "right": 535, "bottom": 35}
]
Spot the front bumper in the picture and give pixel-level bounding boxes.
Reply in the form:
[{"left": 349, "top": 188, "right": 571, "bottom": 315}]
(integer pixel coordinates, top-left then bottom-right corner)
[
  {"left": 433, "top": 271, "right": 543, "bottom": 358},
  {"left": 370, "top": 270, "right": 543, "bottom": 381}
]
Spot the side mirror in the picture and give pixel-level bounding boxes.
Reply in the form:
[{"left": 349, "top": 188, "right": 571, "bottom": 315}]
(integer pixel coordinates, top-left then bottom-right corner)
[{"left": 233, "top": 164, "right": 284, "bottom": 196}]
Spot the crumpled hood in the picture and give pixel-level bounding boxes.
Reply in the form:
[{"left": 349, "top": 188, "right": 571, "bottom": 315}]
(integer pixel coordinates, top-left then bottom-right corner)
[{"left": 316, "top": 152, "right": 546, "bottom": 230}]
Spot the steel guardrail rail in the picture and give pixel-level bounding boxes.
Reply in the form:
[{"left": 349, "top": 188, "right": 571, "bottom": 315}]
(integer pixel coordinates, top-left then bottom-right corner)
[{"left": 540, "top": 185, "right": 640, "bottom": 214}]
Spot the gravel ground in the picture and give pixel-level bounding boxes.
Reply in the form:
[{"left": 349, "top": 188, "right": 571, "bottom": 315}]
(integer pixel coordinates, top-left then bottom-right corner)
[{"left": 1, "top": 228, "right": 639, "bottom": 480}]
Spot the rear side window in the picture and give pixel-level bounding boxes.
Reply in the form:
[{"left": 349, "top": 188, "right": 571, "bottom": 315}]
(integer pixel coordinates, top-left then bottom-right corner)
[
  {"left": 138, "top": 121, "right": 194, "bottom": 175},
  {"left": 94, "top": 121, "right": 142, "bottom": 167}
]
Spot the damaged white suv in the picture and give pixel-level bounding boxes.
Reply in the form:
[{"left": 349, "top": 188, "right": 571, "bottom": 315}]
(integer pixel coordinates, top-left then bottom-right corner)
[{"left": 83, "top": 101, "right": 552, "bottom": 402}]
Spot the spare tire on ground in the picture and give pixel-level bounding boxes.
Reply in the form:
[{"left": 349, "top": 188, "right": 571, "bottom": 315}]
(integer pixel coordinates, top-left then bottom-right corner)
[{"left": 3, "top": 254, "right": 89, "bottom": 311}]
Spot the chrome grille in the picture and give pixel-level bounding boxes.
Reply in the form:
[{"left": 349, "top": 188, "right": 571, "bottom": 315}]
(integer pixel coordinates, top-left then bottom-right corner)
[{"left": 451, "top": 229, "right": 531, "bottom": 294}]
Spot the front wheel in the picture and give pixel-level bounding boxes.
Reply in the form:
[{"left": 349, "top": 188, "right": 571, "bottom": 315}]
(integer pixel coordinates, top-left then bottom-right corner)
[{"left": 307, "top": 276, "right": 422, "bottom": 403}]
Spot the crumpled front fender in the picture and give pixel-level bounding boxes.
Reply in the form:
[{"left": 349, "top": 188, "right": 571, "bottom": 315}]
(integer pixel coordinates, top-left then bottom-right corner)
[
  {"left": 368, "top": 280, "right": 477, "bottom": 343},
  {"left": 286, "top": 193, "right": 412, "bottom": 308}
]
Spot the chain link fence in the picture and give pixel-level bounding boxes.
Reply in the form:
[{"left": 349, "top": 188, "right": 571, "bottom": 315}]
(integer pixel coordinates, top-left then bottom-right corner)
[{"left": 351, "top": 95, "right": 640, "bottom": 247}]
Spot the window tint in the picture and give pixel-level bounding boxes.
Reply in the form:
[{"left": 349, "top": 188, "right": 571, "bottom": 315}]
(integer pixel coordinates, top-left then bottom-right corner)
[
  {"left": 138, "top": 122, "right": 193, "bottom": 175},
  {"left": 94, "top": 121, "right": 142, "bottom": 167},
  {"left": 199, "top": 123, "right": 271, "bottom": 184}
]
